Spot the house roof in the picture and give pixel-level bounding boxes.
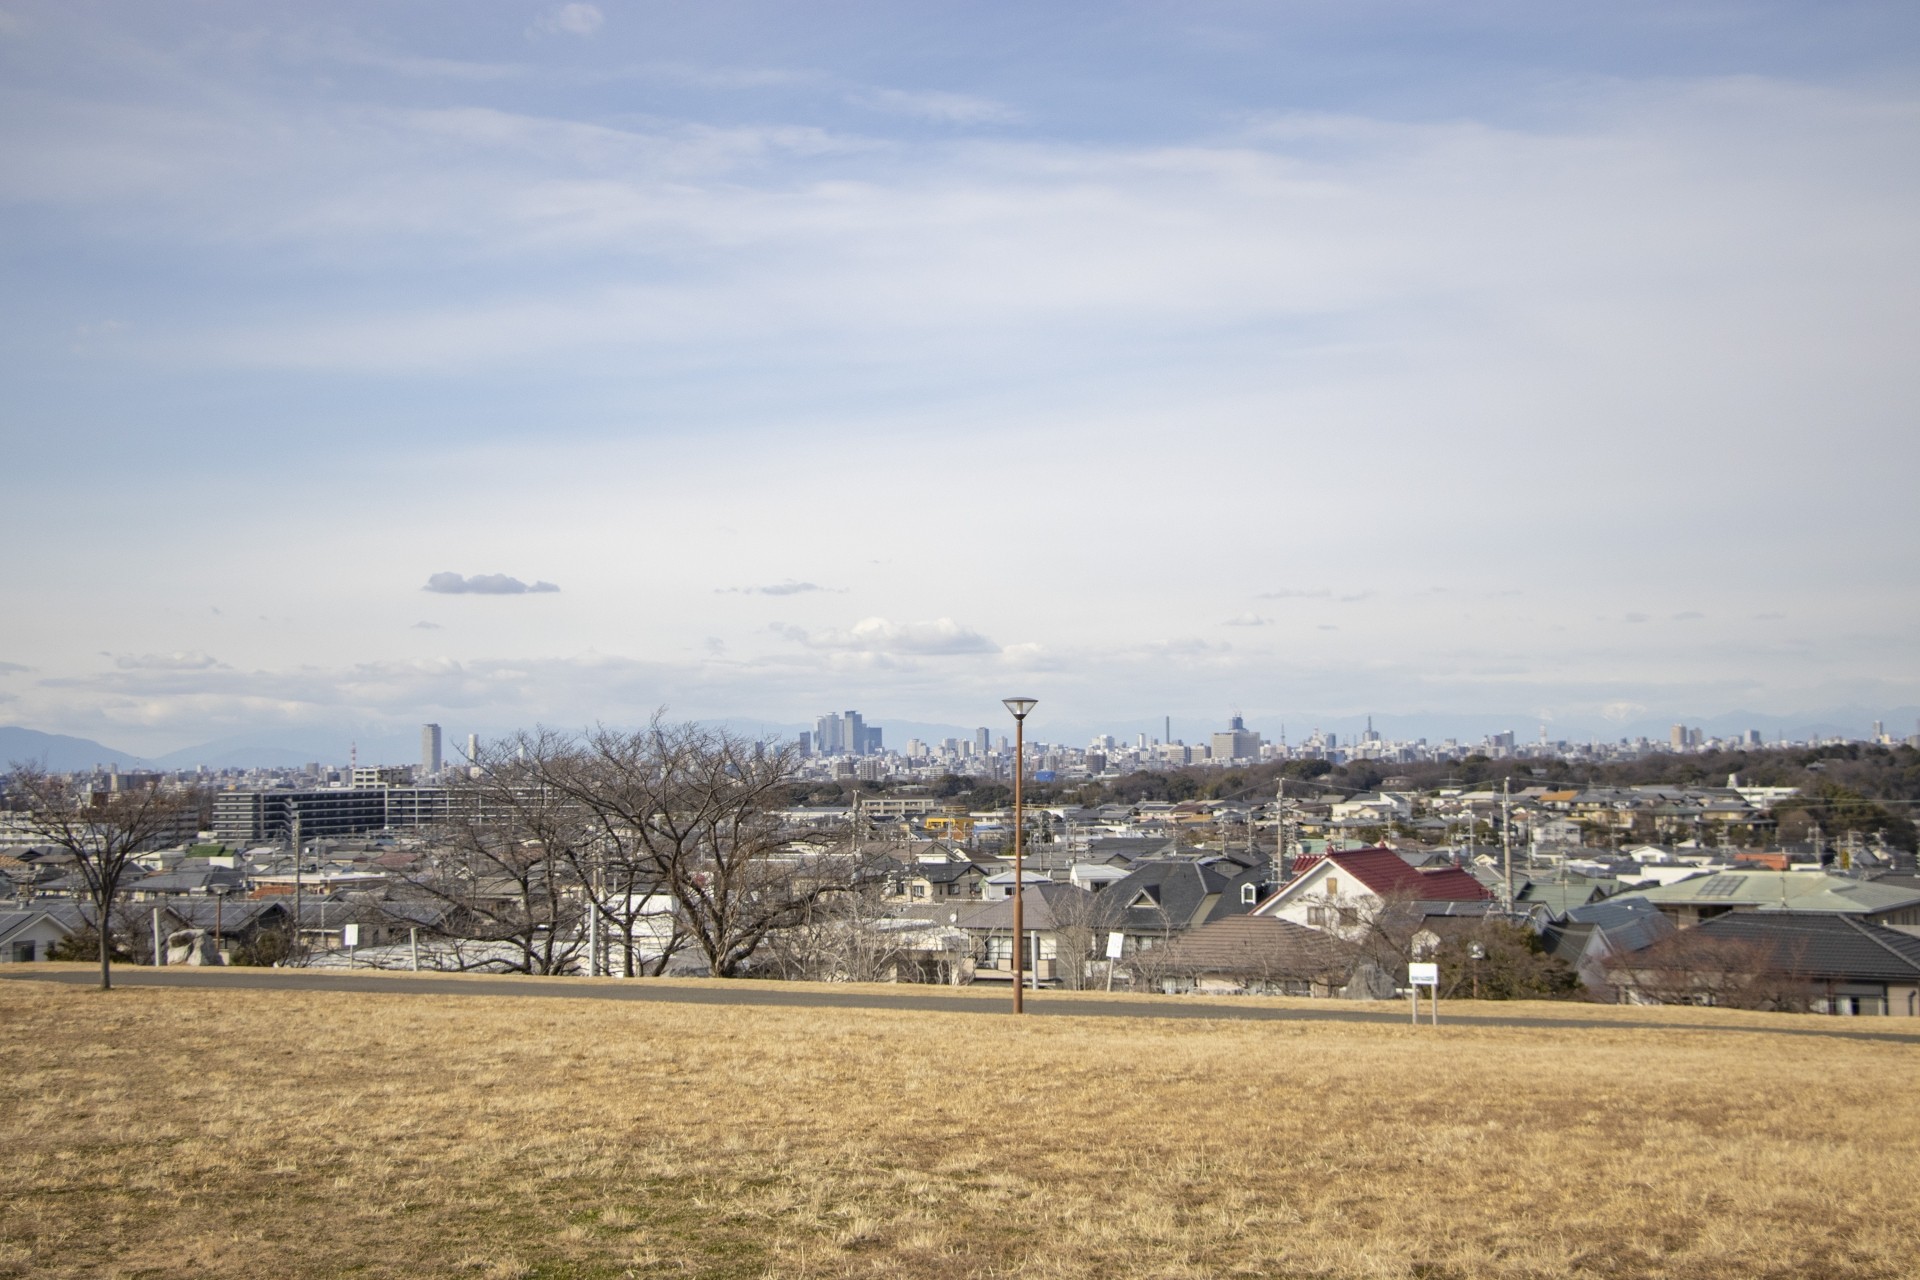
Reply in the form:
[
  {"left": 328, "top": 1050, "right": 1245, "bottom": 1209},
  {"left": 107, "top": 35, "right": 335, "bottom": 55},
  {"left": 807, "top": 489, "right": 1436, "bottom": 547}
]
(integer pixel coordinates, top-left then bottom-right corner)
[
  {"left": 955, "top": 883, "right": 1094, "bottom": 933},
  {"left": 1515, "top": 883, "right": 1607, "bottom": 916},
  {"left": 161, "top": 898, "right": 289, "bottom": 933},
  {"left": 127, "top": 866, "right": 248, "bottom": 894},
  {"left": 1095, "top": 857, "right": 1273, "bottom": 933},
  {"left": 1622, "top": 872, "right": 1920, "bottom": 915},
  {"left": 1152, "top": 915, "right": 1354, "bottom": 982},
  {"left": 1288, "top": 847, "right": 1492, "bottom": 903},
  {"left": 1673, "top": 912, "right": 1920, "bottom": 984},
  {"left": 1549, "top": 897, "right": 1676, "bottom": 959},
  {"left": 0, "top": 909, "right": 76, "bottom": 945}
]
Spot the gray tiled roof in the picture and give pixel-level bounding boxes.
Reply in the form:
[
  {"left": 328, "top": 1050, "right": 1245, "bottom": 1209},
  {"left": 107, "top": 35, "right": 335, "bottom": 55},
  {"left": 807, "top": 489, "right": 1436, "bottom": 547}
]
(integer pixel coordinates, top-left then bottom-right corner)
[
  {"left": 1686, "top": 912, "right": 1920, "bottom": 983},
  {"left": 1152, "top": 915, "right": 1354, "bottom": 981}
]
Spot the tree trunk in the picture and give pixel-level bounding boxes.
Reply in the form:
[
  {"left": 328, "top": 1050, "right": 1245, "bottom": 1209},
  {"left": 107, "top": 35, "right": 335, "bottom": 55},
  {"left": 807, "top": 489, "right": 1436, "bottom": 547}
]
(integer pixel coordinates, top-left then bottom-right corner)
[{"left": 96, "top": 893, "right": 112, "bottom": 991}]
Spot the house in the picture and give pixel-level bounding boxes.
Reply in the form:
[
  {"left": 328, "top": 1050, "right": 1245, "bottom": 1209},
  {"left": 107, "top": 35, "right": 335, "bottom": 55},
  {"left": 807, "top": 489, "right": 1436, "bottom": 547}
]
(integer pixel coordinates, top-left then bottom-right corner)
[
  {"left": 0, "top": 909, "right": 76, "bottom": 962},
  {"left": 157, "top": 897, "right": 293, "bottom": 951},
  {"left": 981, "top": 869, "right": 1053, "bottom": 901},
  {"left": 1608, "top": 912, "right": 1920, "bottom": 1016},
  {"left": 124, "top": 865, "right": 249, "bottom": 902},
  {"left": 1094, "top": 855, "right": 1275, "bottom": 956},
  {"left": 1146, "top": 914, "right": 1357, "bottom": 996},
  {"left": 954, "top": 883, "right": 1097, "bottom": 985},
  {"left": 1617, "top": 871, "right": 1920, "bottom": 928},
  {"left": 1329, "top": 794, "right": 1412, "bottom": 823},
  {"left": 1538, "top": 897, "right": 1676, "bottom": 993},
  {"left": 1531, "top": 818, "right": 1585, "bottom": 849},
  {"left": 1253, "top": 847, "right": 1491, "bottom": 942},
  {"left": 888, "top": 856, "right": 991, "bottom": 903}
]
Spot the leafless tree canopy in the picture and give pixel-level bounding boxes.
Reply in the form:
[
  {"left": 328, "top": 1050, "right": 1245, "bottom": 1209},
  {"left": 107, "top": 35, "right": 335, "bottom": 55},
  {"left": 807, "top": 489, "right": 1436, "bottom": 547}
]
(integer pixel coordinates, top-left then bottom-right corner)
[
  {"left": 4, "top": 766, "right": 202, "bottom": 990},
  {"left": 399, "top": 746, "right": 592, "bottom": 974},
  {"left": 422, "top": 718, "right": 873, "bottom": 978},
  {"left": 1612, "top": 929, "right": 1817, "bottom": 1011}
]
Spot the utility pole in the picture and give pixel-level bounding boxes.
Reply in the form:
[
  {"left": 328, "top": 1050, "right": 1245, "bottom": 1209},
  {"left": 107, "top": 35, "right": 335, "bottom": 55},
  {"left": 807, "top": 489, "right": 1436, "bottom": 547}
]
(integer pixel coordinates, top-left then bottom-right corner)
[
  {"left": 1276, "top": 779, "right": 1291, "bottom": 881},
  {"left": 1501, "top": 777, "right": 1513, "bottom": 912}
]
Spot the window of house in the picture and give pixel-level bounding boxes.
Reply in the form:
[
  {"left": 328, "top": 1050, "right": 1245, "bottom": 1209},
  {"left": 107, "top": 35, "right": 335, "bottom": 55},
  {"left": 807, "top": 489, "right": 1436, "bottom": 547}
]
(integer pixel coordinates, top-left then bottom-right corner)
[
  {"left": 1307, "top": 907, "right": 1327, "bottom": 927},
  {"left": 1240, "top": 884, "right": 1257, "bottom": 905},
  {"left": 1325, "top": 877, "right": 1339, "bottom": 897}
]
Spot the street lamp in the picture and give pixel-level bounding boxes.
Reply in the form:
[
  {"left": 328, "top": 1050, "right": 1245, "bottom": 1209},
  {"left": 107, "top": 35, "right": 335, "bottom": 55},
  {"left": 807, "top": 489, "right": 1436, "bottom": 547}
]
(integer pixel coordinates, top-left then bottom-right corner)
[{"left": 1002, "top": 697, "right": 1037, "bottom": 1013}]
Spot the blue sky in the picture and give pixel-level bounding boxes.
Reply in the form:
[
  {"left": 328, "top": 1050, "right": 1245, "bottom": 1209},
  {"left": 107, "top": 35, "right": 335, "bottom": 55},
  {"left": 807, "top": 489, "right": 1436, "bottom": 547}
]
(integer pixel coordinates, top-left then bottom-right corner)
[{"left": 3, "top": 1, "right": 1918, "bottom": 755}]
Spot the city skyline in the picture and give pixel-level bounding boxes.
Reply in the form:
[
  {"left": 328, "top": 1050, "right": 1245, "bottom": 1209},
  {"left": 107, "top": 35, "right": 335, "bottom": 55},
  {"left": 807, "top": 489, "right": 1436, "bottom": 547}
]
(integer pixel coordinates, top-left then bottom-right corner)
[{"left": 3, "top": 3, "right": 1918, "bottom": 754}]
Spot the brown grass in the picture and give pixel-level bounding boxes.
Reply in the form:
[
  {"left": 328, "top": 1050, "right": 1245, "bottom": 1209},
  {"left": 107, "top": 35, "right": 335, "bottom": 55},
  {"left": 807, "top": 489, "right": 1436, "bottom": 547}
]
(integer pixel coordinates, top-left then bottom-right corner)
[{"left": 2, "top": 968, "right": 1916, "bottom": 1280}]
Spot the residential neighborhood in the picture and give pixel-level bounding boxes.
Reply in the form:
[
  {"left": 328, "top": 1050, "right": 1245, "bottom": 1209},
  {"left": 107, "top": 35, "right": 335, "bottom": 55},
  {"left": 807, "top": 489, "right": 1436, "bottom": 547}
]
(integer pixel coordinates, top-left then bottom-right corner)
[{"left": 8, "top": 737, "right": 1917, "bottom": 1017}]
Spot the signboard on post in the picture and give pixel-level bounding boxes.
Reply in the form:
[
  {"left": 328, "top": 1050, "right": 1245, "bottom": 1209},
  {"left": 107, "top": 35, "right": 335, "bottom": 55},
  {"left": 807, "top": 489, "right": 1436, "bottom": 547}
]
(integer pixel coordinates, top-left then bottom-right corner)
[
  {"left": 343, "top": 923, "right": 360, "bottom": 949},
  {"left": 1408, "top": 962, "right": 1439, "bottom": 1026},
  {"left": 1104, "top": 932, "right": 1125, "bottom": 993}
]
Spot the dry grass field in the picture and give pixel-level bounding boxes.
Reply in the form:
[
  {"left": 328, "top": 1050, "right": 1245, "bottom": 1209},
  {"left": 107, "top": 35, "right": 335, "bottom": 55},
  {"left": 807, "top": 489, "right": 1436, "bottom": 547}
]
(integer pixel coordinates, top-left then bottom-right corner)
[{"left": 2, "top": 970, "right": 1916, "bottom": 1280}]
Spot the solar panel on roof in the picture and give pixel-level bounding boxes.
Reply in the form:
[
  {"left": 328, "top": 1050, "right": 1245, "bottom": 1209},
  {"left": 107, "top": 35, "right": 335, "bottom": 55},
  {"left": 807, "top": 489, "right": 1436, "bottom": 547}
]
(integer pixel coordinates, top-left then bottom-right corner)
[{"left": 1697, "top": 877, "right": 1743, "bottom": 897}]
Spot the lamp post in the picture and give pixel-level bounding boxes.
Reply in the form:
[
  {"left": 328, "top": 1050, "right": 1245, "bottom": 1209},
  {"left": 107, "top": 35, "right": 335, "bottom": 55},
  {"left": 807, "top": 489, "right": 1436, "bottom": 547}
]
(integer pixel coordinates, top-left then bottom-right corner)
[{"left": 1002, "top": 697, "right": 1037, "bottom": 1013}]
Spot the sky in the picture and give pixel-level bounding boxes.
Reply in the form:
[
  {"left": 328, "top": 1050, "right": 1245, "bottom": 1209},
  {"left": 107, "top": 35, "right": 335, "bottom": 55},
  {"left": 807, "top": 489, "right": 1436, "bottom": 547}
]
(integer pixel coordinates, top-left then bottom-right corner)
[{"left": 2, "top": 1, "right": 1918, "bottom": 758}]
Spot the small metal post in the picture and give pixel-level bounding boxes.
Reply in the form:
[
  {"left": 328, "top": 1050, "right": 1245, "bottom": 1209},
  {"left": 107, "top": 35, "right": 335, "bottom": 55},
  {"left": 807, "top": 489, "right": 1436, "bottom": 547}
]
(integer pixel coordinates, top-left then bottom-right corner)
[
  {"left": 409, "top": 926, "right": 420, "bottom": 971},
  {"left": 152, "top": 908, "right": 163, "bottom": 966}
]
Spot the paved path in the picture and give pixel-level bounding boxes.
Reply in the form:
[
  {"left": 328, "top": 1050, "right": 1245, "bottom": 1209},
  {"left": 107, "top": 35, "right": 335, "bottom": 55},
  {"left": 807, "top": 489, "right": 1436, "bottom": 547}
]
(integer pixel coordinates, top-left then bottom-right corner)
[{"left": 8, "top": 966, "right": 1917, "bottom": 1045}]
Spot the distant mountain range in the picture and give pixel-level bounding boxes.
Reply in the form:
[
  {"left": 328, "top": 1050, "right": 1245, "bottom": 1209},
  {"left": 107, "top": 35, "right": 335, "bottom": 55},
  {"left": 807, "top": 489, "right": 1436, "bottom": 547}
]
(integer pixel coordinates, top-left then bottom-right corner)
[
  {"left": 0, "top": 725, "right": 432, "bottom": 772},
  {"left": 0, "top": 726, "right": 149, "bottom": 772}
]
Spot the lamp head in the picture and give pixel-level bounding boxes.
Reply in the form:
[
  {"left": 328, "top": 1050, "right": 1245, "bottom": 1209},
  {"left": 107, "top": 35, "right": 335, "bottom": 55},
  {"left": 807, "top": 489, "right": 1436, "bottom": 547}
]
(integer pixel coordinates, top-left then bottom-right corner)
[{"left": 1002, "top": 697, "right": 1038, "bottom": 720}]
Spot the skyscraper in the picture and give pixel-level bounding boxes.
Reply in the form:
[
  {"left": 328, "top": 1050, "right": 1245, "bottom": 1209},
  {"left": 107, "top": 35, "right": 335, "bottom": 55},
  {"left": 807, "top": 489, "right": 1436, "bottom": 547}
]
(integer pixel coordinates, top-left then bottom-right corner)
[
  {"left": 421, "top": 723, "right": 442, "bottom": 776},
  {"left": 1211, "top": 714, "right": 1262, "bottom": 762}
]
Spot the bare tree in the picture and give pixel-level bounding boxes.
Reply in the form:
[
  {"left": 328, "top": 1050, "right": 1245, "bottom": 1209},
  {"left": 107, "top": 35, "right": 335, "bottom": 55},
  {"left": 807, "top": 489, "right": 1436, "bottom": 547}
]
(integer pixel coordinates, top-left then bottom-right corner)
[
  {"left": 399, "top": 748, "right": 590, "bottom": 975},
  {"left": 1045, "top": 884, "right": 1103, "bottom": 991},
  {"left": 764, "top": 878, "right": 909, "bottom": 982},
  {"left": 1612, "top": 928, "right": 1817, "bottom": 1011},
  {"left": 526, "top": 717, "right": 871, "bottom": 977},
  {"left": 1113, "top": 899, "right": 1185, "bottom": 992},
  {"left": 475, "top": 729, "right": 691, "bottom": 977},
  {"left": 5, "top": 767, "right": 201, "bottom": 990}
]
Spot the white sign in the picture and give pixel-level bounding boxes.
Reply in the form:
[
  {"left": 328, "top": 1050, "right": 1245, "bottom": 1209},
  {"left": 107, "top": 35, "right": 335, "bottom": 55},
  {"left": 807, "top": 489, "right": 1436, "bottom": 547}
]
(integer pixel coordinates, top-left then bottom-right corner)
[
  {"left": 1105, "top": 932, "right": 1126, "bottom": 960},
  {"left": 342, "top": 923, "right": 360, "bottom": 948},
  {"left": 1408, "top": 962, "right": 1439, "bottom": 986}
]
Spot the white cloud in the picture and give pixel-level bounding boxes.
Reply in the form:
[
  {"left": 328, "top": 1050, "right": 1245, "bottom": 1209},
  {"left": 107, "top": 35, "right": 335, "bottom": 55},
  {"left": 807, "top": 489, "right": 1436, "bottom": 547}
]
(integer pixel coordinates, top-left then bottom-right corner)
[
  {"left": 535, "top": 4, "right": 603, "bottom": 37},
  {"left": 718, "top": 581, "right": 833, "bottom": 596},
  {"left": 852, "top": 87, "right": 1021, "bottom": 124},
  {"left": 112, "top": 652, "right": 226, "bottom": 672},
  {"left": 775, "top": 617, "right": 998, "bottom": 656},
  {"left": 423, "top": 572, "right": 560, "bottom": 595}
]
